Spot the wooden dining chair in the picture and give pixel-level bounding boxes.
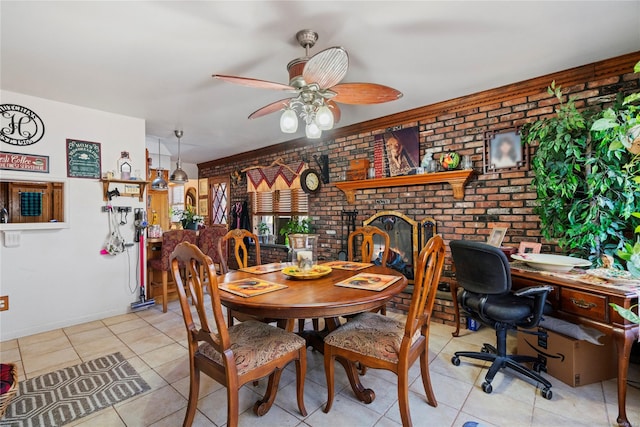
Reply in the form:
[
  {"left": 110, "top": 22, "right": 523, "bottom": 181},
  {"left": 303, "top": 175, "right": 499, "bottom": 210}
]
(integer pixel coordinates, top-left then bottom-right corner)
[
  {"left": 196, "top": 225, "right": 228, "bottom": 292},
  {"left": 197, "top": 224, "right": 228, "bottom": 274},
  {"left": 217, "top": 228, "right": 262, "bottom": 326},
  {"left": 323, "top": 235, "right": 446, "bottom": 427},
  {"left": 171, "top": 242, "right": 307, "bottom": 427},
  {"left": 147, "top": 229, "right": 198, "bottom": 312},
  {"left": 348, "top": 225, "right": 391, "bottom": 315}
]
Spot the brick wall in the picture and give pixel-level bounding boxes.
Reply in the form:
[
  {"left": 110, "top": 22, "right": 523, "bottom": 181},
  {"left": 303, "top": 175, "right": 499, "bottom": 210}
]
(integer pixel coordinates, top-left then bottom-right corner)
[{"left": 200, "top": 52, "right": 640, "bottom": 326}]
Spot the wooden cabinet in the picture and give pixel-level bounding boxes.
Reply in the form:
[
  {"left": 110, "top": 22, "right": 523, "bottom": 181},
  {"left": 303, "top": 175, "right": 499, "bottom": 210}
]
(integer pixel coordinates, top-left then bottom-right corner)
[
  {"left": 2, "top": 181, "right": 64, "bottom": 223},
  {"left": 147, "top": 169, "right": 170, "bottom": 231}
]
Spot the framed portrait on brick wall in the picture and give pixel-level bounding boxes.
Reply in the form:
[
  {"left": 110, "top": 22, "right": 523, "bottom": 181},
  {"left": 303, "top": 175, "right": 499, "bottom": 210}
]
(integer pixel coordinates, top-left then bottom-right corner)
[{"left": 484, "top": 128, "right": 528, "bottom": 173}]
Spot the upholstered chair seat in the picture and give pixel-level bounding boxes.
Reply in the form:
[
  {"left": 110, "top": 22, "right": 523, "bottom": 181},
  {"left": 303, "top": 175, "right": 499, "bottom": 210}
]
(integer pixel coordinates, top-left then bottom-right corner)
[
  {"left": 324, "top": 312, "right": 420, "bottom": 363},
  {"left": 199, "top": 320, "right": 306, "bottom": 376}
]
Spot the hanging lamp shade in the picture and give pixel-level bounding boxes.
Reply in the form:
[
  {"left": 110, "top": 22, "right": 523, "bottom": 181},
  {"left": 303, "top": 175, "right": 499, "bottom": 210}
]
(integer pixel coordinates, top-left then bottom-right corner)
[
  {"left": 170, "top": 129, "right": 189, "bottom": 184},
  {"left": 151, "top": 138, "right": 168, "bottom": 191}
]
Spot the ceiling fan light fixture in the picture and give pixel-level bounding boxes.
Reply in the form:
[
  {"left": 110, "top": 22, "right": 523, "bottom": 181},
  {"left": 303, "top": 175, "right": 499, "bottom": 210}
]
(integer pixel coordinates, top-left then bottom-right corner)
[
  {"left": 280, "top": 108, "right": 298, "bottom": 133},
  {"left": 170, "top": 129, "right": 189, "bottom": 184},
  {"left": 305, "top": 121, "right": 322, "bottom": 139},
  {"left": 315, "top": 104, "right": 334, "bottom": 131}
]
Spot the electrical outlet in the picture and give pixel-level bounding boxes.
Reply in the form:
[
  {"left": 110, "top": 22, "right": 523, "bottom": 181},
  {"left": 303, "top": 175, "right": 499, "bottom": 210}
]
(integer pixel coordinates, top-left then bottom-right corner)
[{"left": 0, "top": 295, "right": 8, "bottom": 311}]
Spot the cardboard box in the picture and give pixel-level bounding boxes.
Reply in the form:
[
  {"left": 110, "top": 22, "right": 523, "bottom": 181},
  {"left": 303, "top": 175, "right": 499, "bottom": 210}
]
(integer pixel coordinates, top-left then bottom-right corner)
[{"left": 516, "top": 327, "right": 616, "bottom": 387}]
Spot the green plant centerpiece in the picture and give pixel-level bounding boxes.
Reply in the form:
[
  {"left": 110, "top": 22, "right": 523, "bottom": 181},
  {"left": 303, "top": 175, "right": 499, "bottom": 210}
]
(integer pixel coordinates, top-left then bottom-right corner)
[
  {"left": 521, "top": 80, "right": 640, "bottom": 264},
  {"left": 279, "top": 216, "right": 312, "bottom": 246},
  {"left": 590, "top": 61, "right": 640, "bottom": 325}
]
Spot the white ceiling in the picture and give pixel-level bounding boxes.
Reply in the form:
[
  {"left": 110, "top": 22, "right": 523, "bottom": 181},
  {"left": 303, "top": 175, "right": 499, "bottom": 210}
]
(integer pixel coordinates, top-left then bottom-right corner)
[{"left": 2, "top": 1, "right": 639, "bottom": 164}]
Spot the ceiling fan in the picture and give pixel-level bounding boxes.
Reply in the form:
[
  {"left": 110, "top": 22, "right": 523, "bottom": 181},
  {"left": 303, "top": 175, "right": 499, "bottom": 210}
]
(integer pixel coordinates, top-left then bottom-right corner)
[{"left": 212, "top": 29, "right": 403, "bottom": 138}]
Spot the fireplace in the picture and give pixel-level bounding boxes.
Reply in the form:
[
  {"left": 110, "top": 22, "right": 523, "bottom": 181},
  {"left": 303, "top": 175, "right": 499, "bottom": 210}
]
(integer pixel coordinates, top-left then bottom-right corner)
[{"left": 363, "top": 211, "right": 436, "bottom": 284}]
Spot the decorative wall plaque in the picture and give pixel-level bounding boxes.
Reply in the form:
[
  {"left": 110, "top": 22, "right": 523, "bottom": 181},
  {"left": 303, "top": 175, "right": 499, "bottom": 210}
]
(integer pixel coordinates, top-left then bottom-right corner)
[
  {"left": 0, "top": 151, "right": 49, "bottom": 173},
  {"left": 66, "top": 139, "right": 101, "bottom": 179},
  {"left": 0, "top": 104, "right": 46, "bottom": 146}
]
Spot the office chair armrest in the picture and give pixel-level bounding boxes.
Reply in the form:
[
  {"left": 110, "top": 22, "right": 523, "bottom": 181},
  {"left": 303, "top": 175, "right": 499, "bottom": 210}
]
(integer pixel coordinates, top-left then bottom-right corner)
[
  {"left": 514, "top": 285, "right": 553, "bottom": 297},
  {"left": 515, "top": 285, "right": 553, "bottom": 329}
]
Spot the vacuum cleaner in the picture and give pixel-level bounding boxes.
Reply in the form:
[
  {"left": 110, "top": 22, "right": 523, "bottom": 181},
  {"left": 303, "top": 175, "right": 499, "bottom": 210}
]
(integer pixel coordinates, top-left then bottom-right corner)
[{"left": 131, "top": 208, "right": 155, "bottom": 311}]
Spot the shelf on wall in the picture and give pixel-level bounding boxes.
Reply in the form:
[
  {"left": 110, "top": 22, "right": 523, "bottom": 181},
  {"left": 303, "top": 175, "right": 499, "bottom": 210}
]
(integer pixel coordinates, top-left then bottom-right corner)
[
  {"left": 334, "top": 169, "right": 476, "bottom": 203},
  {"left": 101, "top": 179, "right": 149, "bottom": 202}
]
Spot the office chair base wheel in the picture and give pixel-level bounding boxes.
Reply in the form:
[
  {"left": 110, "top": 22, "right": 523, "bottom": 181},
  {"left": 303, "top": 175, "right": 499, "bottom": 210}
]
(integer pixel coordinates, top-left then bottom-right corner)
[
  {"left": 451, "top": 356, "right": 461, "bottom": 366},
  {"left": 541, "top": 388, "right": 552, "bottom": 400},
  {"left": 482, "top": 382, "right": 493, "bottom": 394}
]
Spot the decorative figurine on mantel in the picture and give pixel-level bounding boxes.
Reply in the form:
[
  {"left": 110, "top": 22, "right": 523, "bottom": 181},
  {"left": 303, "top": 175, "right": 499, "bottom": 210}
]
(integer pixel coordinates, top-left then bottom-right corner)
[{"left": 421, "top": 150, "right": 437, "bottom": 173}]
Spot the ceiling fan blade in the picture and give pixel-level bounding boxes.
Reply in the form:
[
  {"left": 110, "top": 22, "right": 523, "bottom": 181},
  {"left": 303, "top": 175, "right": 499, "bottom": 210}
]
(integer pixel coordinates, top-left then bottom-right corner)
[
  {"left": 248, "top": 98, "right": 294, "bottom": 119},
  {"left": 303, "top": 47, "right": 348, "bottom": 90},
  {"left": 327, "top": 100, "right": 341, "bottom": 124},
  {"left": 330, "top": 83, "right": 403, "bottom": 105},
  {"left": 213, "top": 74, "right": 295, "bottom": 91}
]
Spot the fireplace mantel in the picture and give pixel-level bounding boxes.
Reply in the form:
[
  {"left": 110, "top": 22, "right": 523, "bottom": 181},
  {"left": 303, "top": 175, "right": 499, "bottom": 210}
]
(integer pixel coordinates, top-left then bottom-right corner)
[{"left": 335, "top": 169, "right": 476, "bottom": 203}]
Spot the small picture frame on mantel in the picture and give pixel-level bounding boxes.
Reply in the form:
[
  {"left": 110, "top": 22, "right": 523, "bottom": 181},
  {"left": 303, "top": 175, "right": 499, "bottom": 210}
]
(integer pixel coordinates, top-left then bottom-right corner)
[{"left": 484, "top": 128, "right": 528, "bottom": 173}]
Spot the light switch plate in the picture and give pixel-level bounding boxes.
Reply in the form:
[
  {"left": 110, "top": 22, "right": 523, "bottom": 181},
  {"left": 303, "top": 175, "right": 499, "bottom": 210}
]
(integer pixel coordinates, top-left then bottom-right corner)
[{"left": 2, "top": 230, "right": 21, "bottom": 247}]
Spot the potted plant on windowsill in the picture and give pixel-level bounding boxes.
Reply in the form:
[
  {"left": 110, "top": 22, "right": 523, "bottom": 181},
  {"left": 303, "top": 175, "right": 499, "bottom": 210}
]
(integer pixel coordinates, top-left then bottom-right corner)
[
  {"left": 279, "top": 216, "right": 312, "bottom": 247},
  {"left": 257, "top": 222, "right": 271, "bottom": 244}
]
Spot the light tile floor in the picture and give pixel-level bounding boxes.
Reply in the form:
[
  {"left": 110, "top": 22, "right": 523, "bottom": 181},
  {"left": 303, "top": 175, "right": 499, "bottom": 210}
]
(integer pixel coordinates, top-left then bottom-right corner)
[{"left": 1, "top": 302, "right": 639, "bottom": 427}]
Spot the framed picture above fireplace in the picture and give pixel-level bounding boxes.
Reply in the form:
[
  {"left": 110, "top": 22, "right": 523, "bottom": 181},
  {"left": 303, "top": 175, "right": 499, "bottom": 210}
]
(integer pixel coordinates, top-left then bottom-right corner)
[{"left": 484, "top": 128, "right": 528, "bottom": 173}]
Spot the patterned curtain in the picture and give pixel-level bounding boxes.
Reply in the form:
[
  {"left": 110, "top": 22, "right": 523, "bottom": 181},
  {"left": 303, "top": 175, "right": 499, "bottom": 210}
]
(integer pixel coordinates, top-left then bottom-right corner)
[{"left": 246, "top": 162, "right": 307, "bottom": 192}]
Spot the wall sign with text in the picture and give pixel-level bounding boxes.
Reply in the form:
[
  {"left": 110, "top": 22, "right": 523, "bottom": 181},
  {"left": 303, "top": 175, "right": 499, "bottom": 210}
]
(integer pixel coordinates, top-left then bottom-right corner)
[
  {"left": 0, "top": 151, "right": 50, "bottom": 173},
  {"left": 66, "top": 139, "right": 101, "bottom": 179},
  {"left": 0, "top": 104, "right": 46, "bottom": 146}
]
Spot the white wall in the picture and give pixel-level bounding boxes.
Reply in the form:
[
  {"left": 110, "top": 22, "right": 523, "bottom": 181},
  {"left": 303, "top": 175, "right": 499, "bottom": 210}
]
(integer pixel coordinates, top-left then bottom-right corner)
[{"left": 0, "top": 90, "right": 147, "bottom": 341}]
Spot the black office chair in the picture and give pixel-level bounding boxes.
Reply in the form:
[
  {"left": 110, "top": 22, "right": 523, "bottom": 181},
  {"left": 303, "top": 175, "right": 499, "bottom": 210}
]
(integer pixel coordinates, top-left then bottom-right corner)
[{"left": 449, "top": 240, "right": 553, "bottom": 399}]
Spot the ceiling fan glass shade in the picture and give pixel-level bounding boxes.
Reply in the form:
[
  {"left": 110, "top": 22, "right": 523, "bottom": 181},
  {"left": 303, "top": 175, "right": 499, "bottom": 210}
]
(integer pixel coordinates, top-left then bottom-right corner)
[
  {"left": 280, "top": 108, "right": 298, "bottom": 133},
  {"left": 305, "top": 121, "right": 322, "bottom": 139},
  {"left": 315, "top": 105, "right": 334, "bottom": 130}
]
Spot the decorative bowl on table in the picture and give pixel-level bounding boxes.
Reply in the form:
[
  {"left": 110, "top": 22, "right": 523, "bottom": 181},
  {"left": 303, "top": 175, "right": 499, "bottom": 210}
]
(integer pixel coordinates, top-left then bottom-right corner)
[
  {"left": 511, "top": 253, "right": 591, "bottom": 273},
  {"left": 281, "top": 265, "right": 332, "bottom": 280}
]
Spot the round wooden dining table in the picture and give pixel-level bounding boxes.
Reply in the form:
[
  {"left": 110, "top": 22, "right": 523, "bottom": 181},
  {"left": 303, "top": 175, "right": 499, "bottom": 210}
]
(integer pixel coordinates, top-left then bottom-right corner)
[{"left": 218, "top": 264, "right": 408, "bottom": 408}]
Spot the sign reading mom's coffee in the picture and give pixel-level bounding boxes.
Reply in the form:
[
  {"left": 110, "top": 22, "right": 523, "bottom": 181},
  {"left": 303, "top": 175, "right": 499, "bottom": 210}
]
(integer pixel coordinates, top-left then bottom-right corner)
[{"left": 0, "top": 104, "right": 46, "bottom": 146}]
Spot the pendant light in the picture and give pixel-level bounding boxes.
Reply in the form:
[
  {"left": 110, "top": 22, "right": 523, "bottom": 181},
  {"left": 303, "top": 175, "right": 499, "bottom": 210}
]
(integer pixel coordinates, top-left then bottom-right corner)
[
  {"left": 151, "top": 138, "right": 168, "bottom": 191},
  {"left": 170, "top": 129, "right": 188, "bottom": 184}
]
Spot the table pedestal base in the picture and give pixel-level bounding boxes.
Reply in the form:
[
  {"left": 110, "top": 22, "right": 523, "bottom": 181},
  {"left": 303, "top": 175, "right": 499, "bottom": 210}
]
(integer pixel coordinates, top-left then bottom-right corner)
[{"left": 300, "top": 317, "right": 376, "bottom": 404}]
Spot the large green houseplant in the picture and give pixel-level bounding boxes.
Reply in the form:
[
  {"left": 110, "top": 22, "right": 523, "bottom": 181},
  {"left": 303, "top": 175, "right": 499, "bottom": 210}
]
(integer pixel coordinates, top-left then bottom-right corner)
[
  {"left": 521, "top": 80, "right": 640, "bottom": 263},
  {"left": 590, "top": 60, "right": 640, "bottom": 325}
]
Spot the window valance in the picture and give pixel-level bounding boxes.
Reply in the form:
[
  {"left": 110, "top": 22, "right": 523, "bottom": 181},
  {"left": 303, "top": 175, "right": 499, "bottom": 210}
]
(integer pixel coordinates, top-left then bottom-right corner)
[{"left": 246, "top": 162, "right": 307, "bottom": 193}]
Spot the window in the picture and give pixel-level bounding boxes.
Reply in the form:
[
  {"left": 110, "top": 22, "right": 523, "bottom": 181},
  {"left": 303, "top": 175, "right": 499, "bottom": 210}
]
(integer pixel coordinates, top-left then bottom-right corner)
[
  {"left": 252, "top": 189, "right": 308, "bottom": 243},
  {"left": 169, "top": 184, "right": 184, "bottom": 222}
]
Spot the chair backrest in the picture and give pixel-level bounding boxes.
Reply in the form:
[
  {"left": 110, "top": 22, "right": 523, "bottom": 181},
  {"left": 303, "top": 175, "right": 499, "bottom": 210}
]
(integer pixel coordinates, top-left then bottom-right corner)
[
  {"left": 197, "top": 225, "right": 228, "bottom": 265},
  {"left": 449, "top": 240, "right": 511, "bottom": 295},
  {"left": 218, "top": 229, "right": 261, "bottom": 273},
  {"left": 158, "top": 229, "right": 198, "bottom": 270},
  {"left": 171, "top": 242, "right": 231, "bottom": 359},
  {"left": 348, "top": 226, "right": 390, "bottom": 265},
  {"left": 404, "top": 235, "right": 446, "bottom": 340}
]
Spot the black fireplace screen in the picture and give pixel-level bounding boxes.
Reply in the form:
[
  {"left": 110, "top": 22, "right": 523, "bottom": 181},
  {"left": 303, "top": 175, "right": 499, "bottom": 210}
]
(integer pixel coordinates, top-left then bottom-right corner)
[{"left": 364, "top": 211, "right": 436, "bottom": 283}]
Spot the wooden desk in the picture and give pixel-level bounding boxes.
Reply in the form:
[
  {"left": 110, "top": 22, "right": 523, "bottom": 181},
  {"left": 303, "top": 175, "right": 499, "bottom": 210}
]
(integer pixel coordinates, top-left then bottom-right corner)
[
  {"left": 451, "top": 268, "right": 639, "bottom": 427},
  {"left": 218, "top": 265, "right": 408, "bottom": 407},
  {"left": 511, "top": 269, "right": 638, "bottom": 427}
]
